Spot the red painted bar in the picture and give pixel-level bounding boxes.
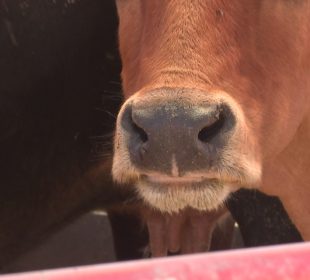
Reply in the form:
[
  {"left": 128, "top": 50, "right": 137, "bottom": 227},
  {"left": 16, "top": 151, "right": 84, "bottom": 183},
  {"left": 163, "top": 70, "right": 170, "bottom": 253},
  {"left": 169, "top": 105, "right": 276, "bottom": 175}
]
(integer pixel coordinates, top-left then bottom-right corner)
[{"left": 1, "top": 242, "right": 310, "bottom": 280}]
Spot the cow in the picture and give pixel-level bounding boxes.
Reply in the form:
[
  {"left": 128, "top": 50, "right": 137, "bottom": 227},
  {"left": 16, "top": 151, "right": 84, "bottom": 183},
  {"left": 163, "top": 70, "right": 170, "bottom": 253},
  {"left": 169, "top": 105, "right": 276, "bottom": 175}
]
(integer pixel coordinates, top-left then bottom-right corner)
[
  {"left": 0, "top": 0, "right": 302, "bottom": 270},
  {"left": 113, "top": 0, "right": 310, "bottom": 255}
]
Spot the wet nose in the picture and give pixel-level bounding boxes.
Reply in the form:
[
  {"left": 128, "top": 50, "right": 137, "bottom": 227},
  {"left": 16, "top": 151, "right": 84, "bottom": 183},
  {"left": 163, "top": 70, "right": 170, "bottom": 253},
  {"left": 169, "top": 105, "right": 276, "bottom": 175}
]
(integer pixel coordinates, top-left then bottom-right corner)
[{"left": 120, "top": 96, "right": 235, "bottom": 174}]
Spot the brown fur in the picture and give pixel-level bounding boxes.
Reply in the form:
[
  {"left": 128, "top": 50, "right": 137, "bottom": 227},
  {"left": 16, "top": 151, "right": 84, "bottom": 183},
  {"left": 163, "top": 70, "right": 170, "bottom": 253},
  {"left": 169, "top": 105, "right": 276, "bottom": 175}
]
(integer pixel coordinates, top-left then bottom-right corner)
[{"left": 114, "top": 0, "right": 310, "bottom": 240}]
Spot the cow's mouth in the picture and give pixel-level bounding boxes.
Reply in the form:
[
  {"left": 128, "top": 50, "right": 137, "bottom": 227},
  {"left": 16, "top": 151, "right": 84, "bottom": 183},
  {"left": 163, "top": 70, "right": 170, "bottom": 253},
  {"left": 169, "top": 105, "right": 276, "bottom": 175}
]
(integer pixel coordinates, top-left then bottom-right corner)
[
  {"left": 113, "top": 90, "right": 261, "bottom": 212},
  {"left": 140, "top": 174, "right": 221, "bottom": 189},
  {"left": 145, "top": 174, "right": 214, "bottom": 184},
  {"left": 135, "top": 174, "right": 232, "bottom": 213}
]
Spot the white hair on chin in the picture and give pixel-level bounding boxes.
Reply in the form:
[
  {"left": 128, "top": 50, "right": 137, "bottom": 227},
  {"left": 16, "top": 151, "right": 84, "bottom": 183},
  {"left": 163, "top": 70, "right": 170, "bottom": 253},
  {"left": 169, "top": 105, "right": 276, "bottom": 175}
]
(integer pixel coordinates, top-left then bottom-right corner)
[{"left": 136, "top": 181, "right": 231, "bottom": 214}]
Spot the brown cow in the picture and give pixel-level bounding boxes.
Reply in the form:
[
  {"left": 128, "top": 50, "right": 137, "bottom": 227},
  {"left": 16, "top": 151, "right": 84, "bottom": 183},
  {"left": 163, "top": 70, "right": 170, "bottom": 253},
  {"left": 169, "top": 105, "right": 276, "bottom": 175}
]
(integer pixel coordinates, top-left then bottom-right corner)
[{"left": 113, "top": 0, "right": 310, "bottom": 255}]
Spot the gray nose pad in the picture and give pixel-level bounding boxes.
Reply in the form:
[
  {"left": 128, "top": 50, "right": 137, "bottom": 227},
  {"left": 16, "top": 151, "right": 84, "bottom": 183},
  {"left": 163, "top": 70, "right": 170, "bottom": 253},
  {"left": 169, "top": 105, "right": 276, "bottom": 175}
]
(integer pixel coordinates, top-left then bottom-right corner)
[{"left": 120, "top": 98, "right": 235, "bottom": 175}]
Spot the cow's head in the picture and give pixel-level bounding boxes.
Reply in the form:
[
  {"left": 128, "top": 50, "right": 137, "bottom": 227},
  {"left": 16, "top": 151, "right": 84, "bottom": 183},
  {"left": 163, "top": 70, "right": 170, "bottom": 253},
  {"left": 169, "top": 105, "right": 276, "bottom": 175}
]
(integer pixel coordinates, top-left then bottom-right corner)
[{"left": 113, "top": 0, "right": 310, "bottom": 213}]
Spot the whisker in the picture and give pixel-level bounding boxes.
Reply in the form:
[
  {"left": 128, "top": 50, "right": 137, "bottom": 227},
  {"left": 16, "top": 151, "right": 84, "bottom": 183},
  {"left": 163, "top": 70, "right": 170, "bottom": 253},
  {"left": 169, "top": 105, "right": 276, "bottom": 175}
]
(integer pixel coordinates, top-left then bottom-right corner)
[
  {"left": 95, "top": 108, "right": 117, "bottom": 119},
  {"left": 90, "top": 132, "right": 114, "bottom": 139},
  {"left": 89, "top": 153, "right": 112, "bottom": 162},
  {"left": 101, "top": 96, "right": 123, "bottom": 101},
  {"left": 102, "top": 90, "right": 122, "bottom": 95},
  {"left": 109, "top": 81, "right": 122, "bottom": 85}
]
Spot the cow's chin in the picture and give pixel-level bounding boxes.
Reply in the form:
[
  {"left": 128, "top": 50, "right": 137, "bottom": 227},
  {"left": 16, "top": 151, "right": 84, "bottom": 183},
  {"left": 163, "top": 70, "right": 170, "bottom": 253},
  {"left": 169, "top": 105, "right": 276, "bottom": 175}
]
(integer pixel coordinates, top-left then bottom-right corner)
[
  {"left": 134, "top": 177, "right": 233, "bottom": 213},
  {"left": 112, "top": 150, "right": 262, "bottom": 213}
]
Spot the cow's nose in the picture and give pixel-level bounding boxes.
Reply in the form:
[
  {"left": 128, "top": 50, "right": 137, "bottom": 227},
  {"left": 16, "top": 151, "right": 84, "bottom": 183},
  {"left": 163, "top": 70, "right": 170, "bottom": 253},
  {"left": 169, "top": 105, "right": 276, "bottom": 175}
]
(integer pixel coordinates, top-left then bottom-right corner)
[{"left": 120, "top": 100, "right": 235, "bottom": 174}]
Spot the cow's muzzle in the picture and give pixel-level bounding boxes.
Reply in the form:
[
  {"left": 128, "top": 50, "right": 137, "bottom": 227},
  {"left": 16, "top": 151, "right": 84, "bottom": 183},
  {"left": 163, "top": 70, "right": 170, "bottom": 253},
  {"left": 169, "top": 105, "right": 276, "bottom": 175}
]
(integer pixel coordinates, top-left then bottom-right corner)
[{"left": 119, "top": 89, "right": 236, "bottom": 177}]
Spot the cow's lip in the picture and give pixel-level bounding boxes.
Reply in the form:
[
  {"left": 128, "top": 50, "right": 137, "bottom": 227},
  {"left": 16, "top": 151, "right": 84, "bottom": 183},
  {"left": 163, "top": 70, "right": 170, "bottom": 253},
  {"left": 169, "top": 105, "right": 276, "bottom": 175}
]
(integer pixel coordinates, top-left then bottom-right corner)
[
  {"left": 145, "top": 175, "right": 211, "bottom": 184},
  {"left": 140, "top": 174, "right": 220, "bottom": 188}
]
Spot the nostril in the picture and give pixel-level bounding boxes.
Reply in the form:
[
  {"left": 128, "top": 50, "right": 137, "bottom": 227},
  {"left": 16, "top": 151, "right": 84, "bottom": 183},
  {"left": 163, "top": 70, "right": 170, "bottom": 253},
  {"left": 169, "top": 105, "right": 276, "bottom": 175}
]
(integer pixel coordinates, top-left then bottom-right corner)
[
  {"left": 131, "top": 118, "right": 148, "bottom": 143},
  {"left": 198, "top": 111, "right": 226, "bottom": 143},
  {"left": 120, "top": 104, "right": 149, "bottom": 143}
]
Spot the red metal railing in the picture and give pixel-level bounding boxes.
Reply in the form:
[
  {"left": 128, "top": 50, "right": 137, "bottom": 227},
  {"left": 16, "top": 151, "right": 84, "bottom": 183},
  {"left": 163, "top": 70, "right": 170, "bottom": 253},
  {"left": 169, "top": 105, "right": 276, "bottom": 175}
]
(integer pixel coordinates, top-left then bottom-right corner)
[{"left": 1, "top": 242, "right": 310, "bottom": 280}]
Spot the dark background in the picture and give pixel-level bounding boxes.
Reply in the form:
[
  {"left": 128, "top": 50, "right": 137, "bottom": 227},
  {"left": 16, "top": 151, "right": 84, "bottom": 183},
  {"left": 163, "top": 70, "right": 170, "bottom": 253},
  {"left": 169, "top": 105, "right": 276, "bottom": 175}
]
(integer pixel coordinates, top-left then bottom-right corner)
[{"left": 0, "top": 0, "right": 125, "bottom": 272}]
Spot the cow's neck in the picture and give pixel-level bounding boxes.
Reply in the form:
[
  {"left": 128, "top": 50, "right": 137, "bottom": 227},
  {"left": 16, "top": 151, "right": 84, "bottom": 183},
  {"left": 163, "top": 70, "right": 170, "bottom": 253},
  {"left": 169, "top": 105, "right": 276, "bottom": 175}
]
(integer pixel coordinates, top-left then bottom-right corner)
[{"left": 262, "top": 110, "right": 310, "bottom": 240}]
